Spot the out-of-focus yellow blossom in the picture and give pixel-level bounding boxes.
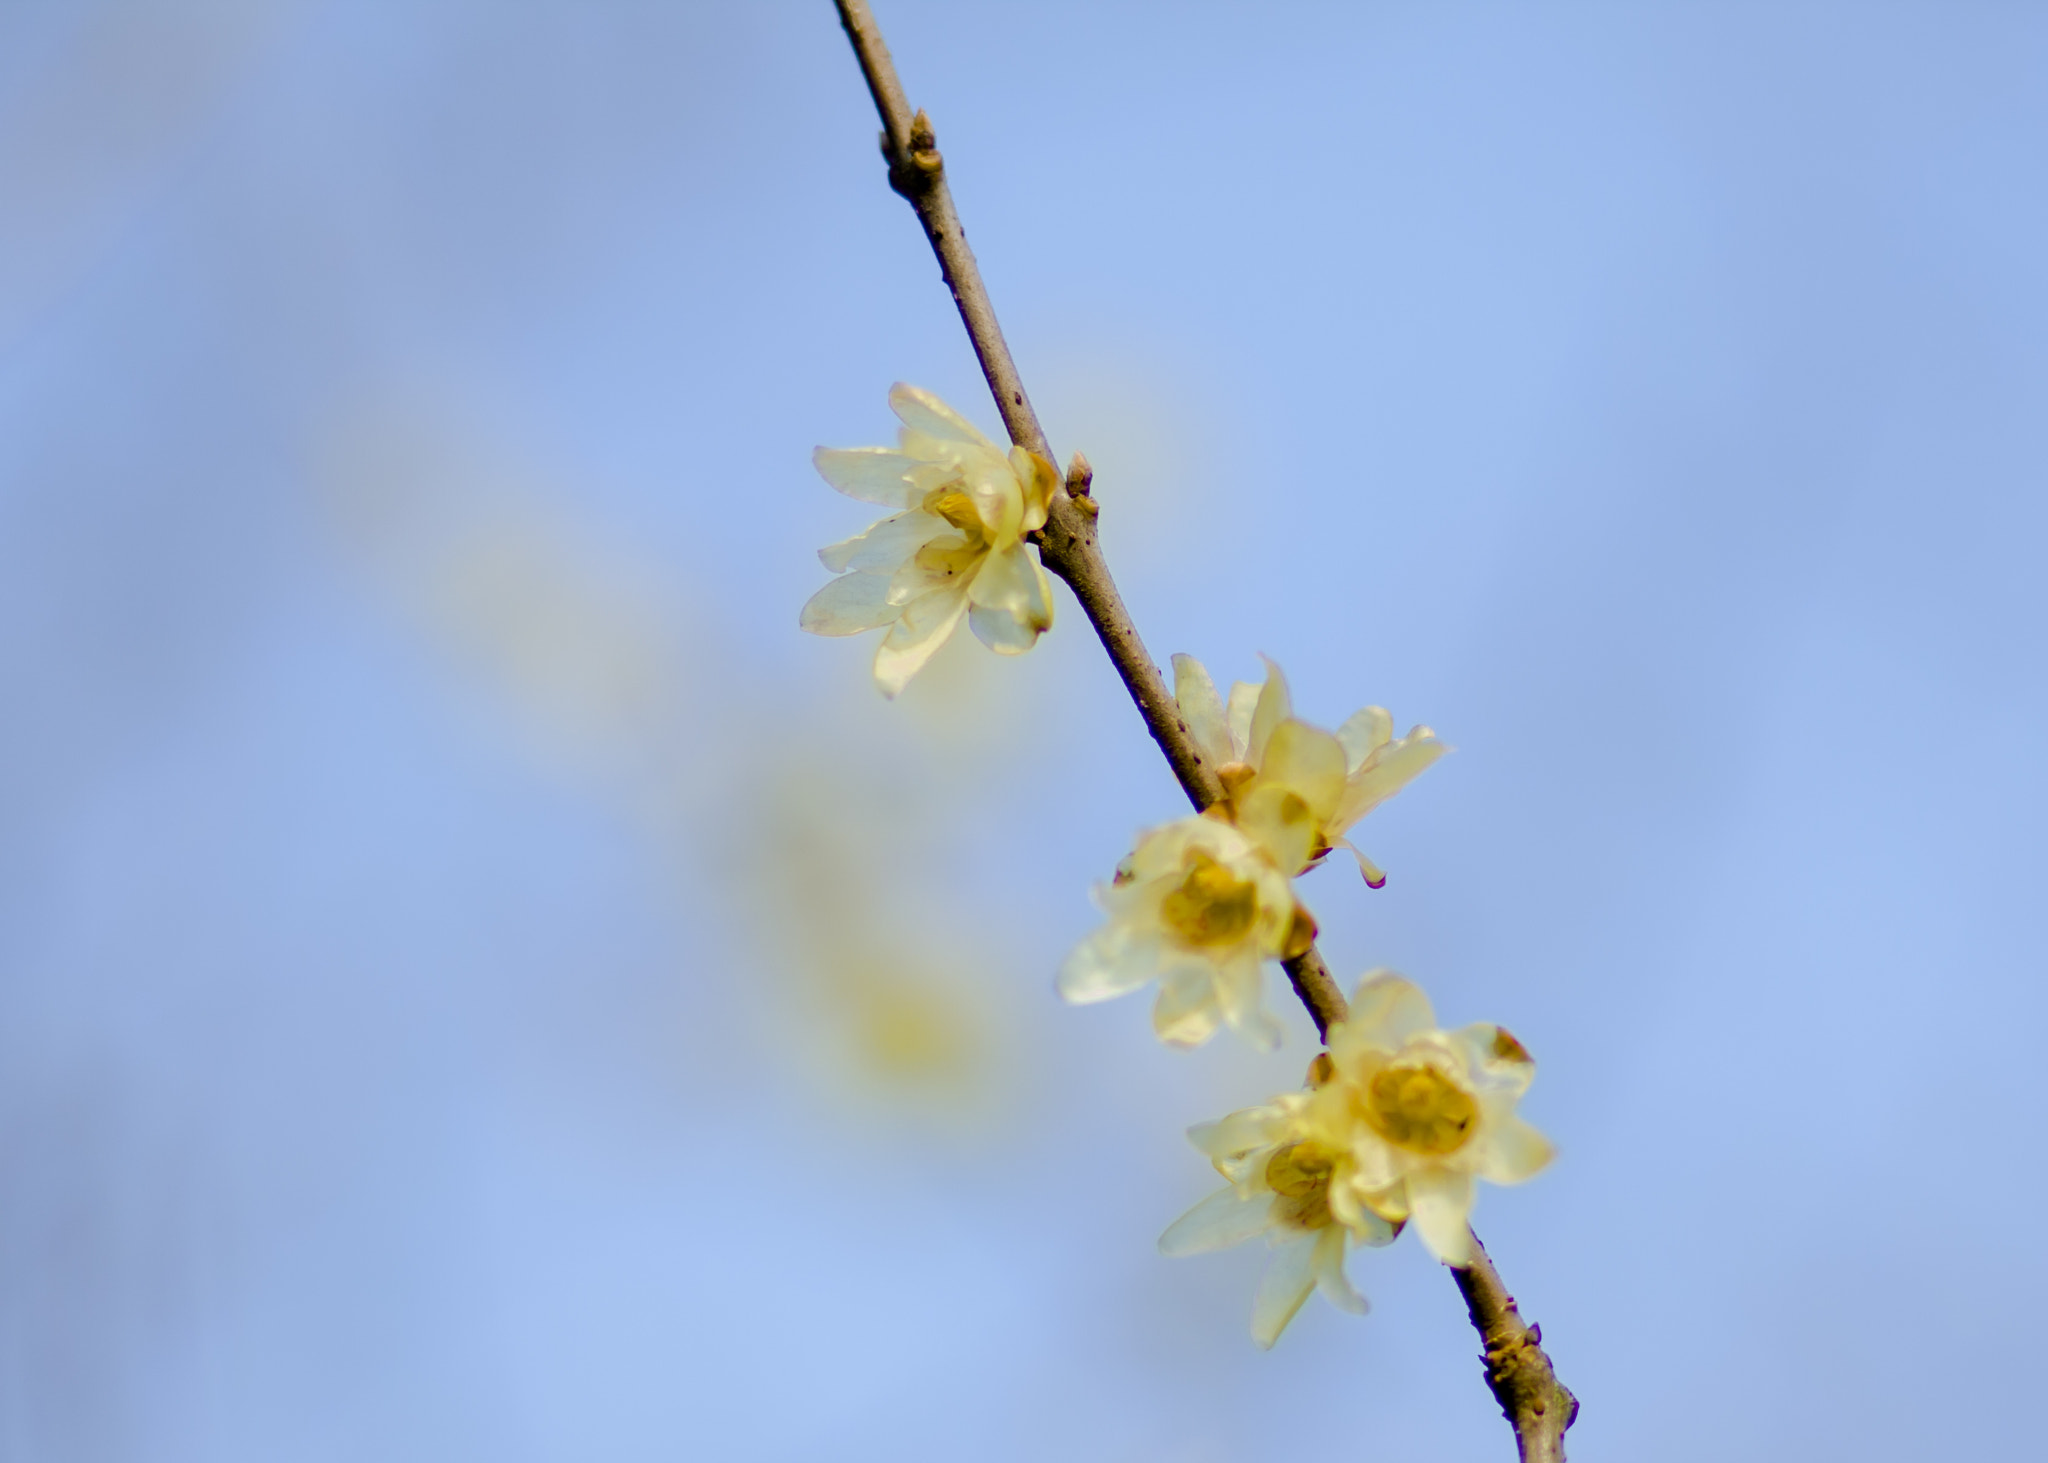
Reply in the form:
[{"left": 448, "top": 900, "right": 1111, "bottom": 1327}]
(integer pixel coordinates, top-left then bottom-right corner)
[
  {"left": 1159, "top": 1086, "right": 1400, "bottom": 1348},
  {"left": 801, "top": 384, "right": 1058, "bottom": 697},
  {"left": 1171, "top": 653, "right": 1445, "bottom": 885},
  {"left": 1311, "top": 971, "right": 1554, "bottom": 1266},
  {"left": 1057, "top": 816, "right": 1311, "bottom": 1051}
]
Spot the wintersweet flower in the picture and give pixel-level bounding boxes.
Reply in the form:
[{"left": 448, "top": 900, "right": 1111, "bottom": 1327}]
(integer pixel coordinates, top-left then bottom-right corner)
[
  {"left": 1057, "top": 815, "right": 1311, "bottom": 1051},
  {"left": 1159, "top": 1087, "right": 1400, "bottom": 1348},
  {"left": 1312, "top": 971, "right": 1554, "bottom": 1266},
  {"left": 1172, "top": 654, "right": 1445, "bottom": 885},
  {"left": 801, "top": 383, "right": 1059, "bottom": 697}
]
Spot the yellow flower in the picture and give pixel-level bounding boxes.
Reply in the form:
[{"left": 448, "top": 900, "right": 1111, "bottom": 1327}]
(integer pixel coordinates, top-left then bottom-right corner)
[
  {"left": 1159, "top": 1089, "right": 1400, "bottom": 1348},
  {"left": 1171, "top": 654, "right": 1445, "bottom": 883},
  {"left": 1311, "top": 971, "right": 1554, "bottom": 1265},
  {"left": 801, "top": 384, "right": 1058, "bottom": 697},
  {"left": 1057, "top": 816, "right": 1310, "bottom": 1051}
]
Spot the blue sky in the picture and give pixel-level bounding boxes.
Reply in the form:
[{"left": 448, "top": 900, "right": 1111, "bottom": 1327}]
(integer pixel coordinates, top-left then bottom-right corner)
[{"left": 2, "top": 3, "right": 2044, "bottom": 1459}]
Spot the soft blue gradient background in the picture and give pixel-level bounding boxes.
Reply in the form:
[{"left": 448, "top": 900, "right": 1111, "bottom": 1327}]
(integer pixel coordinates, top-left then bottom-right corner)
[{"left": 3, "top": 3, "right": 2043, "bottom": 1459}]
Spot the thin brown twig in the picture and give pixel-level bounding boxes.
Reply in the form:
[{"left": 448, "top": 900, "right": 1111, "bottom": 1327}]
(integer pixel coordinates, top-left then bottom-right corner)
[{"left": 829, "top": 3, "right": 1574, "bottom": 1458}]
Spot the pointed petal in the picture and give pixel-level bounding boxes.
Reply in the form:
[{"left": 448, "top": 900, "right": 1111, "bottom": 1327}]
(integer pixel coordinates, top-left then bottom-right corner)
[
  {"left": 1172, "top": 654, "right": 1235, "bottom": 768},
  {"left": 1342, "top": 971, "right": 1436, "bottom": 1048},
  {"left": 1151, "top": 966, "right": 1222, "bottom": 1049},
  {"left": 1335, "top": 706, "right": 1394, "bottom": 772},
  {"left": 1406, "top": 1169, "right": 1476, "bottom": 1265},
  {"left": 799, "top": 572, "right": 902, "bottom": 636},
  {"left": 1008, "top": 446, "right": 1059, "bottom": 531},
  {"left": 1312, "top": 1226, "right": 1368, "bottom": 1314},
  {"left": 1189, "top": 1103, "right": 1293, "bottom": 1162},
  {"left": 1454, "top": 1023, "right": 1538, "bottom": 1100},
  {"left": 1246, "top": 656, "right": 1294, "bottom": 766},
  {"left": 1159, "top": 1186, "right": 1278, "bottom": 1257},
  {"left": 1056, "top": 922, "right": 1157, "bottom": 1005},
  {"left": 1235, "top": 782, "right": 1318, "bottom": 875},
  {"left": 819, "top": 509, "right": 942, "bottom": 573},
  {"left": 1251, "top": 1233, "right": 1320, "bottom": 1348},
  {"left": 965, "top": 544, "right": 1053, "bottom": 653},
  {"left": 1477, "top": 1113, "right": 1555, "bottom": 1186},
  {"left": 888, "top": 383, "right": 1000, "bottom": 449},
  {"left": 871, "top": 585, "right": 969, "bottom": 698},
  {"left": 1258, "top": 720, "right": 1349, "bottom": 817},
  {"left": 1330, "top": 732, "right": 1447, "bottom": 834},
  {"left": 1225, "top": 681, "right": 1259, "bottom": 757},
  {"left": 813, "top": 446, "right": 922, "bottom": 507},
  {"left": 1334, "top": 839, "right": 1387, "bottom": 889}
]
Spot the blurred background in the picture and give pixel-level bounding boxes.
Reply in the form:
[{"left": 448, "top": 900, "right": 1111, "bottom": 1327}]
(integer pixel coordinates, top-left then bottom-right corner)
[{"left": 2, "top": 1, "right": 2043, "bottom": 1458}]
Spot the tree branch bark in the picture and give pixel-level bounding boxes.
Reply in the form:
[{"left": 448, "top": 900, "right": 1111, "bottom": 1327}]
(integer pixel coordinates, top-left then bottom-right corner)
[{"left": 830, "top": 5, "right": 1573, "bottom": 1457}]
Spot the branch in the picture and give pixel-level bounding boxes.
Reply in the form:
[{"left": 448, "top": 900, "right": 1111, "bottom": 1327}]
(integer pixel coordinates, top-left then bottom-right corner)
[
  {"left": 829, "top": 4, "right": 1574, "bottom": 1457},
  {"left": 1452, "top": 1233, "right": 1580, "bottom": 1463}
]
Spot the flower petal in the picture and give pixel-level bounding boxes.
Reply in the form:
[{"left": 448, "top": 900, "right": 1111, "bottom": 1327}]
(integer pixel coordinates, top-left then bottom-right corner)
[
  {"left": 1453, "top": 1023, "right": 1538, "bottom": 1100},
  {"left": 965, "top": 544, "right": 1053, "bottom": 653},
  {"left": 1008, "top": 445, "right": 1059, "bottom": 531},
  {"left": 1225, "top": 680, "right": 1259, "bottom": 757},
  {"left": 1172, "top": 654, "right": 1235, "bottom": 769},
  {"left": 1251, "top": 1232, "right": 1320, "bottom": 1349},
  {"left": 798, "top": 571, "right": 902, "bottom": 636},
  {"left": 1477, "top": 1113, "right": 1555, "bottom": 1186},
  {"left": 1258, "top": 720, "right": 1349, "bottom": 818},
  {"left": 1329, "top": 730, "right": 1447, "bottom": 835},
  {"left": 871, "top": 584, "right": 969, "bottom": 698},
  {"left": 1337, "top": 970, "right": 1437, "bottom": 1051},
  {"left": 819, "top": 509, "right": 943, "bottom": 573},
  {"left": 1312, "top": 1225, "right": 1368, "bottom": 1314},
  {"left": 1056, "top": 922, "right": 1157, "bottom": 1005},
  {"left": 813, "top": 446, "right": 922, "bottom": 507},
  {"left": 1190, "top": 1102, "right": 1293, "bottom": 1163},
  {"left": 1159, "top": 1186, "right": 1278, "bottom": 1257},
  {"left": 1406, "top": 1168, "right": 1476, "bottom": 1265},
  {"left": 888, "top": 382, "right": 1000, "bottom": 450},
  {"left": 1152, "top": 966, "right": 1222, "bottom": 1049},
  {"left": 1334, "top": 706, "right": 1393, "bottom": 772},
  {"left": 1246, "top": 656, "right": 1294, "bottom": 767},
  {"left": 1235, "top": 782, "right": 1318, "bottom": 875}
]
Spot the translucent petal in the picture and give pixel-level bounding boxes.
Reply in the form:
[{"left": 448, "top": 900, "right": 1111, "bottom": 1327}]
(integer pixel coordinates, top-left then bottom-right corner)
[
  {"left": 1330, "top": 732, "right": 1447, "bottom": 834},
  {"left": 1245, "top": 656, "right": 1294, "bottom": 767},
  {"left": 1453, "top": 1022, "right": 1537, "bottom": 1100},
  {"left": 1258, "top": 720, "right": 1349, "bottom": 818},
  {"left": 1235, "top": 782, "right": 1318, "bottom": 876},
  {"left": 1333, "top": 839, "right": 1387, "bottom": 889},
  {"left": 1312, "top": 1225, "right": 1368, "bottom": 1314},
  {"left": 1172, "top": 654, "right": 1235, "bottom": 769},
  {"left": 1225, "top": 680, "right": 1259, "bottom": 758},
  {"left": 798, "top": 571, "right": 901, "bottom": 636},
  {"left": 1477, "top": 1114, "right": 1555, "bottom": 1186},
  {"left": 1338, "top": 970, "right": 1436, "bottom": 1051},
  {"left": 1152, "top": 966, "right": 1222, "bottom": 1049},
  {"left": 1056, "top": 922, "right": 1156, "bottom": 1005},
  {"left": 813, "top": 446, "right": 921, "bottom": 507},
  {"left": 1008, "top": 446, "right": 1059, "bottom": 531},
  {"left": 1159, "top": 1186, "right": 1277, "bottom": 1257},
  {"left": 1251, "top": 1232, "right": 1320, "bottom": 1349},
  {"left": 871, "top": 585, "right": 969, "bottom": 698},
  {"left": 1334, "top": 706, "right": 1393, "bottom": 772},
  {"left": 1406, "top": 1168, "right": 1475, "bottom": 1265},
  {"left": 967, "top": 545, "right": 1053, "bottom": 654},
  {"left": 889, "top": 382, "right": 999, "bottom": 450},
  {"left": 818, "top": 509, "right": 942, "bottom": 574},
  {"left": 1190, "top": 1102, "right": 1292, "bottom": 1162}
]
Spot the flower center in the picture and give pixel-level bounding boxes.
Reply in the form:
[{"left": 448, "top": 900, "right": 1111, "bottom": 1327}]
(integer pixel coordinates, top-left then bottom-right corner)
[
  {"left": 1158, "top": 851, "right": 1259, "bottom": 948},
  {"left": 1363, "top": 1063, "right": 1477, "bottom": 1156},
  {"left": 1264, "top": 1142, "right": 1335, "bottom": 1231}
]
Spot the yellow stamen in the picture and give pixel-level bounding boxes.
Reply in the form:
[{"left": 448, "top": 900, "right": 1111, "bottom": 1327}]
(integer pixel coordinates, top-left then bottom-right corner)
[
  {"left": 1362, "top": 1063, "right": 1477, "bottom": 1156},
  {"left": 1158, "top": 851, "right": 1259, "bottom": 948}
]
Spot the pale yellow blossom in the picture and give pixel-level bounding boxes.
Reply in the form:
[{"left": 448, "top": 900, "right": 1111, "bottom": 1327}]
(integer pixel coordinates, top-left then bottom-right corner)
[
  {"left": 1159, "top": 1088, "right": 1399, "bottom": 1348},
  {"left": 1311, "top": 971, "right": 1554, "bottom": 1265},
  {"left": 801, "top": 384, "right": 1058, "bottom": 697},
  {"left": 1171, "top": 654, "right": 1445, "bottom": 884},
  {"left": 1057, "top": 815, "right": 1310, "bottom": 1051}
]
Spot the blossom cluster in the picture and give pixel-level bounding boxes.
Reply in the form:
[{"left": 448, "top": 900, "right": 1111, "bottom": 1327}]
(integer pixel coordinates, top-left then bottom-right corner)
[{"left": 803, "top": 386, "right": 1553, "bottom": 1347}]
